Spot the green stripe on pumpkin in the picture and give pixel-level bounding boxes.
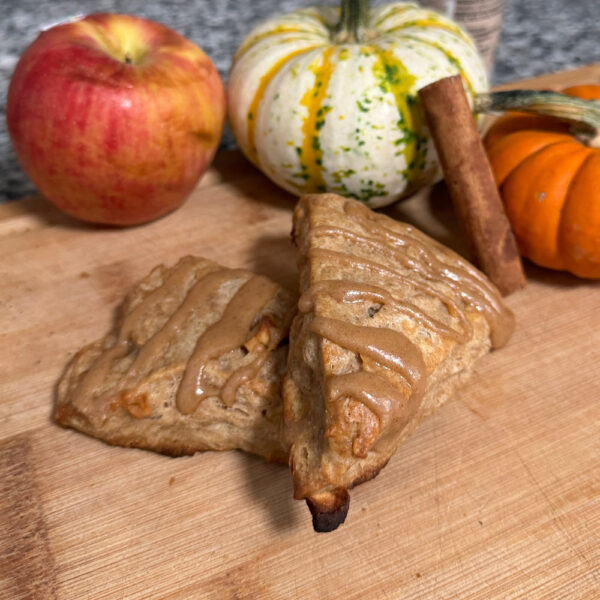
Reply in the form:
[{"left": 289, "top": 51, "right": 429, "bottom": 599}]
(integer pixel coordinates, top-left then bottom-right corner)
[{"left": 396, "top": 32, "right": 475, "bottom": 95}]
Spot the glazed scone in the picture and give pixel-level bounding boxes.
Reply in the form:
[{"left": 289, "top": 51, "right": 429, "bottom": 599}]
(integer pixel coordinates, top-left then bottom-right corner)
[
  {"left": 55, "top": 255, "right": 296, "bottom": 463},
  {"left": 284, "top": 194, "right": 515, "bottom": 531}
]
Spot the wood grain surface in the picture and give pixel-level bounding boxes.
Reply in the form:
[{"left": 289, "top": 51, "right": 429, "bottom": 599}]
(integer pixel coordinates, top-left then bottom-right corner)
[{"left": 1, "top": 64, "right": 599, "bottom": 600}]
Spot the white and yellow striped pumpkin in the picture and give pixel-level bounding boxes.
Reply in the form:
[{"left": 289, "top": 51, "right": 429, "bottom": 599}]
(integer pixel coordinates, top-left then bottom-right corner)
[{"left": 228, "top": 0, "right": 488, "bottom": 207}]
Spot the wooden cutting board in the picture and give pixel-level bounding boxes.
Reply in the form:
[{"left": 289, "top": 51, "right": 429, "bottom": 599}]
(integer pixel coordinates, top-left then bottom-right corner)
[{"left": 1, "top": 64, "right": 599, "bottom": 600}]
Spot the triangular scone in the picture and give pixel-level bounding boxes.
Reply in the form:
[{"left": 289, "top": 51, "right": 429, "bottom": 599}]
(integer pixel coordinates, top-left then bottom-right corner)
[
  {"left": 284, "top": 194, "right": 515, "bottom": 531},
  {"left": 55, "top": 256, "right": 296, "bottom": 463}
]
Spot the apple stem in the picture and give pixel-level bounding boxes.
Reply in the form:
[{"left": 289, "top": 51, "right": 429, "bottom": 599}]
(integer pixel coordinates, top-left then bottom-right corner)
[{"left": 124, "top": 55, "right": 132, "bottom": 64}]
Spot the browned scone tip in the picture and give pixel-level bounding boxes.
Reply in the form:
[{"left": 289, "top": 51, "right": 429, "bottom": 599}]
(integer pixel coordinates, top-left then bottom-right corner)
[
  {"left": 55, "top": 255, "right": 297, "bottom": 463},
  {"left": 283, "top": 193, "right": 515, "bottom": 531},
  {"left": 306, "top": 488, "right": 350, "bottom": 533}
]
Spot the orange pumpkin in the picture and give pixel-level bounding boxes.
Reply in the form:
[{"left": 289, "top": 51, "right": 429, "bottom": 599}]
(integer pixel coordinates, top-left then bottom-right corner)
[{"left": 481, "top": 84, "right": 600, "bottom": 278}]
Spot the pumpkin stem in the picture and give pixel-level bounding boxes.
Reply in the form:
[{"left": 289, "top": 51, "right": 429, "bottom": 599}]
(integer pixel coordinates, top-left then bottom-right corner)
[
  {"left": 475, "top": 90, "right": 600, "bottom": 148},
  {"left": 335, "top": 0, "right": 371, "bottom": 44}
]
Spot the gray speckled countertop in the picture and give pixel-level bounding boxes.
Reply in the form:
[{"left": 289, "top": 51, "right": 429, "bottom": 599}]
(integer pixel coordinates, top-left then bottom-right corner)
[{"left": 1, "top": 0, "right": 598, "bottom": 200}]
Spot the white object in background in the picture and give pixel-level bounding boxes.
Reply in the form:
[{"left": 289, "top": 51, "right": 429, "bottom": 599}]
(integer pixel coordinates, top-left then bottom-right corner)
[
  {"left": 419, "top": 0, "right": 456, "bottom": 17},
  {"left": 420, "top": 0, "right": 505, "bottom": 70}
]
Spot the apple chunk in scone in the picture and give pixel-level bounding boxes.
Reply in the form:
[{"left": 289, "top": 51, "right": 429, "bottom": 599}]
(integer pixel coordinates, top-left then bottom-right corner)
[{"left": 284, "top": 194, "right": 515, "bottom": 532}]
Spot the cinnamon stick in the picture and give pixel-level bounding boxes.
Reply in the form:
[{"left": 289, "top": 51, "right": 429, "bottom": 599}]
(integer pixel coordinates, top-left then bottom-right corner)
[{"left": 418, "top": 75, "right": 526, "bottom": 296}]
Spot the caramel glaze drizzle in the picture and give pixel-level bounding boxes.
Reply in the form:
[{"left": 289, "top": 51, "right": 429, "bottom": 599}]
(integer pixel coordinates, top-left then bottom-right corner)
[
  {"left": 299, "top": 279, "right": 472, "bottom": 344},
  {"left": 75, "top": 258, "right": 209, "bottom": 408},
  {"left": 132, "top": 268, "right": 250, "bottom": 377},
  {"left": 219, "top": 348, "right": 270, "bottom": 408},
  {"left": 176, "top": 274, "right": 280, "bottom": 415},
  {"left": 305, "top": 201, "right": 514, "bottom": 349},
  {"left": 311, "top": 318, "right": 426, "bottom": 395},
  {"left": 75, "top": 258, "right": 282, "bottom": 420},
  {"left": 342, "top": 200, "right": 514, "bottom": 348},
  {"left": 324, "top": 371, "right": 412, "bottom": 449},
  {"left": 301, "top": 297, "right": 429, "bottom": 455},
  {"left": 312, "top": 317, "right": 427, "bottom": 440},
  {"left": 298, "top": 198, "right": 515, "bottom": 456}
]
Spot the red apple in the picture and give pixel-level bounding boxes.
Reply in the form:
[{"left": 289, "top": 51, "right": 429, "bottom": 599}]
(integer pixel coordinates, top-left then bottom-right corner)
[{"left": 6, "top": 13, "right": 226, "bottom": 225}]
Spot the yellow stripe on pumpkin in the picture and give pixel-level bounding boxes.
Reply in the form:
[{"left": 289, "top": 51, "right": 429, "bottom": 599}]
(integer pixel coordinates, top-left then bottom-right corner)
[
  {"left": 384, "top": 18, "right": 474, "bottom": 47},
  {"left": 372, "top": 4, "right": 415, "bottom": 28},
  {"left": 234, "top": 25, "right": 326, "bottom": 60},
  {"left": 298, "top": 47, "right": 336, "bottom": 193},
  {"left": 246, "top": 46, "right": 317, "bottom": 166}
]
